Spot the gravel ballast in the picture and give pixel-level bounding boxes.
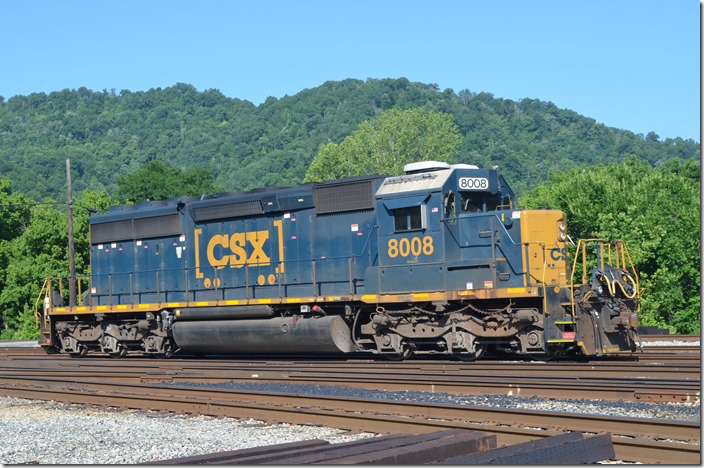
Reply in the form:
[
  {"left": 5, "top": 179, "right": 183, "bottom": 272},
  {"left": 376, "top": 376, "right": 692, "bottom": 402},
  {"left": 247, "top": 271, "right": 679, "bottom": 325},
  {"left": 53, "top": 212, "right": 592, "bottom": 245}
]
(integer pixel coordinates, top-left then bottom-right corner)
[
  {"left": 0, "top": 397, "right": 376, "bottom": 464},
  {"left": 165, "top": 381, "right": 700, "bottom": 422}
]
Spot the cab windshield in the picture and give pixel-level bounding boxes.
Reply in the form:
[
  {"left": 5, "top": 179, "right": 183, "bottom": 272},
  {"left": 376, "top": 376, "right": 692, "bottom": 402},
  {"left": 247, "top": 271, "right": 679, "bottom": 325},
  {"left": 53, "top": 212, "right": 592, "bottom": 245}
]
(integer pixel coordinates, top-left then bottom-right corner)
[{"left": 460, "top": 193, "right": 512, "bottom": 213}]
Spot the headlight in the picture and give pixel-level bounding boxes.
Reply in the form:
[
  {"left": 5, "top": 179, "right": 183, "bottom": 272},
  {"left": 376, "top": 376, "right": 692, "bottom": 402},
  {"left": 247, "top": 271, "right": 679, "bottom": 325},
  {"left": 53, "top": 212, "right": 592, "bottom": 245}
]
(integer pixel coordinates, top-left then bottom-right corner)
[
  {"left": 559, "top": 232, "right": 566, "bottom": 241},
  {"left": 558, "top": 222, "right": 565, "bottom": 231}
]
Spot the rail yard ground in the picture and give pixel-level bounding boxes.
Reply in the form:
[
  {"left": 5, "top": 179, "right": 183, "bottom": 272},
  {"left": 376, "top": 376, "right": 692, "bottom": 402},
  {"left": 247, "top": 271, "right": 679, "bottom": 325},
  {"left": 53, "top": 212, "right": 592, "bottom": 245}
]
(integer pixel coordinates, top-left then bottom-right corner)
[
  {"left": 0, "top": 388, "right": 698, "bottom": 464},
  {"left": 0, "top": 336, "right": 700, "bottom": 464},
  {"left": 0, "top": 397, "right": 378, "bottom": 464}
]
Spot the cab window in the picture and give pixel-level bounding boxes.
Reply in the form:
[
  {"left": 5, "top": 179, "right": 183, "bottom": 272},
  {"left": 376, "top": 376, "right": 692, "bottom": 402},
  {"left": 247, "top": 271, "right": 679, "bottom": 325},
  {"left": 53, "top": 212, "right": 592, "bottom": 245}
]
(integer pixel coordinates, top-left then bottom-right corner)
[
  {"left": 443, "top": 191, "right": 456, "bottom": 218},
  {"left": 461, "top": 193, "right": 482, "bottom": 213},
  {"left": 394, "top": 205, "right": 425, "bottom": 231},
  {"left": 460, "top": 193, "right": 507, "bottom": 213}
]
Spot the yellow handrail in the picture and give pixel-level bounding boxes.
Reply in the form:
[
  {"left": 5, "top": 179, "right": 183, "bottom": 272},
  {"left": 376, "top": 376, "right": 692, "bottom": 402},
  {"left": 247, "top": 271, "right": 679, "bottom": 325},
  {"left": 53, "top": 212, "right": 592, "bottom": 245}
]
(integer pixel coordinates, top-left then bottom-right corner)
[
  {"left": 34, "top": 278, "right": 52, "bottom": 330},
  {"left": 569, "top": 238, "right": 640, "bottom": 316}
]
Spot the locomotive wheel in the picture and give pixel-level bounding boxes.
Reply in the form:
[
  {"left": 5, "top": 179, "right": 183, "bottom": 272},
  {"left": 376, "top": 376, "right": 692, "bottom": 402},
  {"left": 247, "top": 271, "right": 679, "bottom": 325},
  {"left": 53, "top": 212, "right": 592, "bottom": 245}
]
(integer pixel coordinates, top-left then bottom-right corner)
[
  {"left": 382, "top": 345, "right": 413, "bottom": 361},
  {"left": 453, "top": 343, "right": 487, "bottom": 362},
  {"left": 149, "top": 339, "right": 175, "bottom": 358},
  {"left": 68, "top": 346, "right": 87, "bottom": 358},
  {"left": 42, "top": 344, "right": 60, "bottom": 355},
  {"left": 161, "top": 339, "right": 175, "bottom": 358},
  {"left": 531, "top": 347, "right": 563, "bottom": 362},
  {"left": 109, "top": 346, "right": 128, "bottom": 358}
]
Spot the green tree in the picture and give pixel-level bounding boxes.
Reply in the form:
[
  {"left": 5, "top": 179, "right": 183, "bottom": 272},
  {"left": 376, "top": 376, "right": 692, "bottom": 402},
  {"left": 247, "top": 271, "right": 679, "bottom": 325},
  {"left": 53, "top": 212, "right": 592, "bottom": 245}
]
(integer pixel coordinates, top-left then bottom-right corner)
[
  {"left": 0, "top": 180, "right": 34, "bottom": 336},
  {"left": 0, "top": 189, "right": 113, "bottom": 339},
  {"left": 0, "top": 80, "right": 699, "bottom": 200},
  {"left": 0, "top": 179, "right": 31, "bottom": 242},
  {"left": 304, "top": 108, "right": 463, "bottom": 182},
  {"left": 116, "top": 160, "right": 222, "bottom": 202},
  {"left": 519, "top": 157, "right": 701, "bottom": 334},
  {"left": 0, "top": 203, "right": 67, "bottom": 339}
]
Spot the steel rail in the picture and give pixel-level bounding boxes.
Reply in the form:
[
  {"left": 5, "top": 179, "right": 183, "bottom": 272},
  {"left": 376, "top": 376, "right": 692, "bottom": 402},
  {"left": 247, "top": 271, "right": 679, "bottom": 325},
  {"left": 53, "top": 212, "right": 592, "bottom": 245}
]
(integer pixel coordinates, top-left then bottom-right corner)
[
  {"left": 3, "top": 357, "right": 700, "bottom": 380},
  {"left": 1, "top": 355, "right": 699, "bottom": 403},
  {"left": 639, "top": 334, "right": 701, "bottom": 343},
  {"left": 0, "top": 376, "right": 698, "bottom": 464},
  {"left": 3, "top": 360, "right": 700, "bottom": 382},
  {"left": 0, "top": 342, "right": 700, "bottom": 366},
  {"left": 2, "top": 368, "right": 699, "bottom": 404},
  {"left": 2, "top": 351, "right": 700, "bottom": 379}
]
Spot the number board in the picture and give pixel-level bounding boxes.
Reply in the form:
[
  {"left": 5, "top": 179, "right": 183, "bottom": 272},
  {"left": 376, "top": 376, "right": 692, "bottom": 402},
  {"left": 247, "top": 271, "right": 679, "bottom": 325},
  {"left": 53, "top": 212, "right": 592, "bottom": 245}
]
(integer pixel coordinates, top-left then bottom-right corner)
[{"left": 458, "top": 177, "right": 489, "bottom": 190}]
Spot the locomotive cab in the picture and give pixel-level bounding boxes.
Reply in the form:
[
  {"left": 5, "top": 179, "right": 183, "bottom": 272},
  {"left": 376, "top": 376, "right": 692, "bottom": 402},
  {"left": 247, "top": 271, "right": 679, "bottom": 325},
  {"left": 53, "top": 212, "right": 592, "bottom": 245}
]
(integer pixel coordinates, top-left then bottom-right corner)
[
  {"left": 367, "top": 161, "right": 566, "bottom": 359},
  {"left": 361, "top": 161, "right": 640, "bottom": 360}
]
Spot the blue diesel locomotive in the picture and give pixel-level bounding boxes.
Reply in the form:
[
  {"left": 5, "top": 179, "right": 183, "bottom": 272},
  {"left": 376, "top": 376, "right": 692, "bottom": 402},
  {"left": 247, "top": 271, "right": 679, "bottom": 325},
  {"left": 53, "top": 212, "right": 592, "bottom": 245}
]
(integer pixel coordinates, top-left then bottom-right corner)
[{"left": 37, "top": 161, "right": 642, "bottom": 360}]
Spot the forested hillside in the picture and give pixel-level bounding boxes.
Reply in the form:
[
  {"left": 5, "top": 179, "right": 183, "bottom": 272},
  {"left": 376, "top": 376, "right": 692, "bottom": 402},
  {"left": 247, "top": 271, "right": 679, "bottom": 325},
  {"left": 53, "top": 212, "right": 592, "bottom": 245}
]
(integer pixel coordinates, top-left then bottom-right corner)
[
  {"left": 0, "top": 78, "right": 700, "bottom": 338},
  {"left": 0, "top": 78, "right": 699, "bottom": 201}
]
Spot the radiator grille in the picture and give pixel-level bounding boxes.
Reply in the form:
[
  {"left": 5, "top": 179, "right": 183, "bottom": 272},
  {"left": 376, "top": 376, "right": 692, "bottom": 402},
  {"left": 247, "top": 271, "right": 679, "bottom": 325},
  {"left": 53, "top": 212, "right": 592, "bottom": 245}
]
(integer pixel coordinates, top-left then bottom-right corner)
[
  {"left": 192, "top": 199, "right": 264, "bottom": 222},
  {"left": 91, "top": 214, "right": 181, "bottom": 244},
  {"left": 314, "top": 180, "right": 374, "bottom": 214}
]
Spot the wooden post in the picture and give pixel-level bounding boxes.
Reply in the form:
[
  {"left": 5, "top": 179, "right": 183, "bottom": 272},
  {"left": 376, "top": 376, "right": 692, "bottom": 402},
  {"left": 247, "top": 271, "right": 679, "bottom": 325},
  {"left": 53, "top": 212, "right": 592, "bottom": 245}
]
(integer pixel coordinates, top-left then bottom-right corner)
[{"left": 66, "top": 159, "right": 76, "bottom": 307}]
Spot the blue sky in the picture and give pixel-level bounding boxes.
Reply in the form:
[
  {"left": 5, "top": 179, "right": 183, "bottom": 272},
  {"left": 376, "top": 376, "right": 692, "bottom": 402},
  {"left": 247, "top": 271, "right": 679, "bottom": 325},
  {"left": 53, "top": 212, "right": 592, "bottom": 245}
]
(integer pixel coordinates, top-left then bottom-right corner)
[{"left": 1, "top": 0, "right": 700, "bottom": 141}]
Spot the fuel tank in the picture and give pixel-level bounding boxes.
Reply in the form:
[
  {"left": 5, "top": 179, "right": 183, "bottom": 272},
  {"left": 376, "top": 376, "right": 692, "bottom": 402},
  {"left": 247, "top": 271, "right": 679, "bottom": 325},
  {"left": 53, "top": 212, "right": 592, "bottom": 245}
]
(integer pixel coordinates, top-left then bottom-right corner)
[{"left": 171, "top": 315, "right": 357, "bottom": 354}]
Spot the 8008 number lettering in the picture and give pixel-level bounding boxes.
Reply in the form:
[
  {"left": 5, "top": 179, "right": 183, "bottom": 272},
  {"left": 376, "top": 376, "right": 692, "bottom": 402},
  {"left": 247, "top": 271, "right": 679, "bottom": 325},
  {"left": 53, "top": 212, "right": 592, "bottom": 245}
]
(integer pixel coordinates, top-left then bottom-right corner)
[
  {"left": 458, "top": 177, "right": 489, "bottom": 190},
  {"left": 388, "top": 236, "right": 434, "bottom": 258}
]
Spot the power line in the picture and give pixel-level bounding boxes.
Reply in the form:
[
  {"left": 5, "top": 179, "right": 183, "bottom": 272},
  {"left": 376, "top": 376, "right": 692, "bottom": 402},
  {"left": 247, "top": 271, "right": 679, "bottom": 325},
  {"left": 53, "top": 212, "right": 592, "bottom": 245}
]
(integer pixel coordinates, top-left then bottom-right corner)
[{"left": 0, "top": 202, "right": 106, "bottom": 213}]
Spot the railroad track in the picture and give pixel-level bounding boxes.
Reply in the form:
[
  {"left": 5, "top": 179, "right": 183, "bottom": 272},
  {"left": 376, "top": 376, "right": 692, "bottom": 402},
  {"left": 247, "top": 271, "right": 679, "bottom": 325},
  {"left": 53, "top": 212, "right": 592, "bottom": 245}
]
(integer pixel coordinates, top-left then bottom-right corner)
[
  {"left": 639, "top": 334, "right": 701, "bottom": 343},
  {"left": 0, "top": 338, "right": 699, "bottom": 463},
  {"left": 1, "top": 351, "right": 699, "bottom": 403},
  {"left": 2, "top": 339, "right": 701, "bottom": 363},
  {"left": 5, "top": 356, "right": 701, "bottom": 379},
  {"left": 2, "top": 365, "right": 699, "bottom": 404},
  {"left": 1, "top": 337, "right": 700, "bottom": 362},
  {"left": 0, "top": 376, "right": 698, "bottom": 464}
]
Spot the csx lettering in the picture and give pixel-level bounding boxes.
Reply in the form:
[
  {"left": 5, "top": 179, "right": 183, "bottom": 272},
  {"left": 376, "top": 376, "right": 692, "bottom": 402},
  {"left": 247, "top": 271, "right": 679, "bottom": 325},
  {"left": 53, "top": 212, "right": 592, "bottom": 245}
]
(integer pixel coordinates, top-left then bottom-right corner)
[
  {"left": 207, "top": 231, "right": 270, "bottom": 268},
  {"left": 550, "top": 247, "right": 566, "bottom": 262},
  {"left": 388, "top": 236, "right": 434, "bottom": 258}
]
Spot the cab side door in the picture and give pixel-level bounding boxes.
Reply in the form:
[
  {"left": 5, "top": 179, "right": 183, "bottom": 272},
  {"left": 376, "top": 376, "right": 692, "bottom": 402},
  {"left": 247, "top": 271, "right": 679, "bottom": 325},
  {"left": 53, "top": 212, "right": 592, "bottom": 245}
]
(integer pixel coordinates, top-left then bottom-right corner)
[{"left": 376, "top": 193, "right": 444, "bottom": 294}]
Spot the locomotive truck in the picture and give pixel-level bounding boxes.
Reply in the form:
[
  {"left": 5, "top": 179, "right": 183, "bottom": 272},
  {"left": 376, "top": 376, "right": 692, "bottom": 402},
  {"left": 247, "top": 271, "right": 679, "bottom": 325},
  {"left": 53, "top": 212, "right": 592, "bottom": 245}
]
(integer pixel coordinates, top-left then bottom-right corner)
[{"left": 36, "top": 161, "right": 642, "bottom": 360}]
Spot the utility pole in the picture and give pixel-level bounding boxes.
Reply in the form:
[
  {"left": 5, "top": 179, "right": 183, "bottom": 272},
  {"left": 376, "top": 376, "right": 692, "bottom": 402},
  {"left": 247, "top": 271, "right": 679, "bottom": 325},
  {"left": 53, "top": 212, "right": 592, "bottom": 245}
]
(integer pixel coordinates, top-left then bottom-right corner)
[{"left": 66, "top": 159, "right": 76, "bottom": 307}]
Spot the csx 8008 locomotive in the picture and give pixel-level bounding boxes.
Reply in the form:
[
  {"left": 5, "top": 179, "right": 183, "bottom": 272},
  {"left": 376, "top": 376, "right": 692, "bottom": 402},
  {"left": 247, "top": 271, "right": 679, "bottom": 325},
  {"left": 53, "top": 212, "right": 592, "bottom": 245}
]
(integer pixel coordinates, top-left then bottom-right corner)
[{"left": 37, "top": 161, "right": 642, "bottom": 360}]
